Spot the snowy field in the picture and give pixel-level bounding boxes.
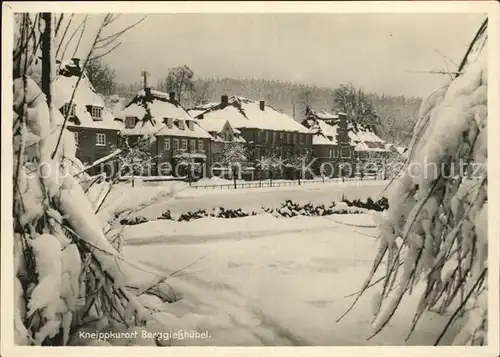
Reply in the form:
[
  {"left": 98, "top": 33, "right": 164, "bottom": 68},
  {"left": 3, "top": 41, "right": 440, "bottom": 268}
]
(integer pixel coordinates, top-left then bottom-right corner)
[
  {"left": 98, "top": 179, "right": 388, "bottom": 220},
  {"left": 122, "top": 213, "right": 464, "bottom": 346}
]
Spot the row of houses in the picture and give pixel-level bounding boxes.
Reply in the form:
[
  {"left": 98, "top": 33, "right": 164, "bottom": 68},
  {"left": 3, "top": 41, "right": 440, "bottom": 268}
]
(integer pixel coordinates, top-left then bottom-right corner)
[{"left": 54, "top": 59, "right": 407, "bottom": 180}]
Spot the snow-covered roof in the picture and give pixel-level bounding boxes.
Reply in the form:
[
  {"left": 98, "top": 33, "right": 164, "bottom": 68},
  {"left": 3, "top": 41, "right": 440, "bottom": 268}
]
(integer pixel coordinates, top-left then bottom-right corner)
[
  {"left": 195, "top": 117, "right": 227, "bottom": 133},
  {"left": 348, "top": 124, "right": 388, "bottom": 152},
  {"left": 310, "top": 109, "right": 339, "bottom": 121},
  {"left": 354, "top": 142, "right": 387, "bottom": 152},
  {"left": 187, "top": 108, "right": 207, "bottom": 118},
  {"left": 107, "top": 95, "right": 128, "bottom": 117},
  {"left": 312, "top": 134, "right": 333, "bottom": 146},
  {"left": 316, "top": 120, "right": 338, "bottom": 143},
  {"left": 195, "top": 118, "right": 246, "bottom": 143},
  {"left": 190, "top": 96, "right": 311, "bottom": 134},
  {"left": 305, "top": 115, "right": 341, "bottom": 147},
  {"left": 116, "top": 89, "right": 212, "bottom": 139},
  {"left": 52, "top": 59, "right": 120, "bottom": 131}
]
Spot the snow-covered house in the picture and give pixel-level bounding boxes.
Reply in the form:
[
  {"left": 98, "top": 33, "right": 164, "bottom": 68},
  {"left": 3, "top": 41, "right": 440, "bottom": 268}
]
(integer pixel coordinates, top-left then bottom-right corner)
[
  {"left": 348, "top": 124, "right": 389, "bottom": 160},
  {"left": 115, "top": 88, "right": 213, "bottom": 177},
  {"left": 190, "top": 95, "right": 313, "bottom": 165},
  {"left": 301, "top": 108, "right": 355, "bottom": 177},
  {"left": 53, "top": 58, "right": 121, "bottom": 170},
  {"left": 191, "top": 117, "right": 246, "bottom": 163},
  {"left": 302, "top": 109, "right": 354, "bottom": 159}
]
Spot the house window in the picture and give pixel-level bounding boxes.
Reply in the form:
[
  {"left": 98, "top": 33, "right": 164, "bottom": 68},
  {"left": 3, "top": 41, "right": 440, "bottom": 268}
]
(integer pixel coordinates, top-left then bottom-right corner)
[
  {"left": 61, "top": 103, "right": 76, "bottom": 118},
  {"left": 300, "top": 134, "right": 304, "bottom": 143},
  {"left": 265, "top": 131, "right": 270, "bottom": 143},
  {"left": 197, "top": 140, "right": 204, "bottom": 151},
  {"left": 329, "top": 149, "right": 333, "bottom": 158},
  {"left": 173, "top": 139, "right": 179, "bottom": 150},
  {"left": 287, "top": 133, "right": 291, "bottom": 144},
  {"left": 273, "top": 132, "right": 277, "bottom": 143},
  {"left": 125, "top": 117, "right": 136, "bottom": 129},
  {"left": 96, "top": 133, "right": 106, "bottom": 146},
  {"left": 341, "top": 148, "right": 351, "bottom": 158},
  {"left": 190, "top": 139, "right": 196, "bottom": 151},
  {"left": 73, "top": 131, "right": 79, "bottom": 144},
  {"left": 91, "top": 106, "right": 103, "bottom": 120},
  {"left": 280, "top": 132, "right": 285, "bottom": 141},
  {"left": 181, "top": 139, "right": 187, "bottom": 150},
  {"left": 164, "top": 138, "right": 171, "bottom": 150},
  {"left": 293, "top": 134, "right": 298, "bottom": 143}
]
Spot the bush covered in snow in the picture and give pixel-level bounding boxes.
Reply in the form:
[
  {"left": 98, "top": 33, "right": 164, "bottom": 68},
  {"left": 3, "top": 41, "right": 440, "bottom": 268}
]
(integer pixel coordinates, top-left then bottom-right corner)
[
  {"left": 12, "top": 13, "right": 188, "bottom": 346},
  {"left": 120, "top": 216, "right": 149, "bottom": 225},
  {"left": 342, "top": 20, "right": 489, "bottom": 346},
  {"left": 120, "top": 197, "right": 388, "bottom": 225},
  {"left": 342, "top": 196, "right": 389, "bottom": 212}
]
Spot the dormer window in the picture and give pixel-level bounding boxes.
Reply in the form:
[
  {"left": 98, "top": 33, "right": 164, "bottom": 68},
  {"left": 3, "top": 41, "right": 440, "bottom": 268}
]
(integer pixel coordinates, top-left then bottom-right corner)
[
  {"left": 88, "top": 106, "right": 103, "bottom": 120},
  {"left": 61, "top": 103, "right": 76, "bottom": 118},
  {"left": 125, "top": 116, "right": 136, "bottom": 129},
  {"left": 165, "top": 117, "right": 174, "bottom": 128}
]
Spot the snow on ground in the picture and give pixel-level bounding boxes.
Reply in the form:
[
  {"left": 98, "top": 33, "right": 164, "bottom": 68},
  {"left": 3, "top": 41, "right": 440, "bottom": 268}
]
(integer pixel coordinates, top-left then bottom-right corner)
[
  {"left": 123, "top": 214, "right": 353, "bottom": 245},
  {"left": 123, "top": 213, "right": 463, "bottom": 346}
]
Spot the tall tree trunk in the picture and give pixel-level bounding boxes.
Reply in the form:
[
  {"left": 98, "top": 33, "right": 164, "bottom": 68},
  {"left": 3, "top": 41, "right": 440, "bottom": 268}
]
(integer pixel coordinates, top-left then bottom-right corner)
[
  {"left": 41, "top": 13, "right": 53, "bottom": 107},
  {"left": 232, "top": 166, "right": 237, "bottom": 189}
]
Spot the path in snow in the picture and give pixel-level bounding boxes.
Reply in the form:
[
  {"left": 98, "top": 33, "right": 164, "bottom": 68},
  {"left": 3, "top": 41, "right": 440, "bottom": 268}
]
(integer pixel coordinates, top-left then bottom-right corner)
[{"left": 123, "top": 214, "right": 463, "bottom": 346}]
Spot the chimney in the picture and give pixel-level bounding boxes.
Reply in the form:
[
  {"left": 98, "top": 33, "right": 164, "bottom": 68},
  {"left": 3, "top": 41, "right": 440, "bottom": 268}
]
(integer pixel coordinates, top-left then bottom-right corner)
[
  {"left": 72, "top": 58, "right": 81, "bottom": 70},
  {"left": 169, "top": 92, "right": 176, "bottom": 101},
  {"left": 259, "top": 100, "right": 265, "bottom": 111},
  {"left": 338, "top": 112, "right": 347, "bottom": 127},
  {"left": 198, "top": 113, "right": 204, "bottom": 119},
  {"left": 144, "top": 87, "right": 151, "bottom": 97},
  {"left": 221, "top": 95, "right": 229, "bottom": 107}
]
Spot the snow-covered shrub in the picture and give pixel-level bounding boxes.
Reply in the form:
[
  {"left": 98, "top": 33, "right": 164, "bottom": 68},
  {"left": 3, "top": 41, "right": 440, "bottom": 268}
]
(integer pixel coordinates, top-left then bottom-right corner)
[
  {"left": 157, "top": 210, "right": 174, "bottom": 221},
  {"left": 120, "top": 216, "right": 149, "bottom": 226},
  {"left": 343, "top": 20, "right": 488, "bottom": 345},
  {"left": 341, "top": 196, "right": 389, "bottom": 212}
]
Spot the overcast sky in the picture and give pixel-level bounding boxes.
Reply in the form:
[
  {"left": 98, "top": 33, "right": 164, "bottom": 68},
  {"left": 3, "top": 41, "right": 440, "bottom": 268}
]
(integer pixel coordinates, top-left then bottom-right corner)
[{"left": 71, "top": 12, "right": 486, "bottom": 98}]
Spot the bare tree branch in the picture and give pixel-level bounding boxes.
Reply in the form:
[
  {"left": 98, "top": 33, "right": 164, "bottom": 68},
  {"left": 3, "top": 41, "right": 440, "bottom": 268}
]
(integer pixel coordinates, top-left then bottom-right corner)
[
  {"left": 55, "top": 14, "right": 74, "bottom": 58},
  {"left": 71, "top": 16, "right": 88, "bottom": 59},
  {"left": 96, "top": 16, "right": 146, "bottom": 45},
  {"left": 59, "top": 15, "right": 87, "bottom": 61},
  {"left": 89, "top": 42, "right": 121, "bottom": 61}
]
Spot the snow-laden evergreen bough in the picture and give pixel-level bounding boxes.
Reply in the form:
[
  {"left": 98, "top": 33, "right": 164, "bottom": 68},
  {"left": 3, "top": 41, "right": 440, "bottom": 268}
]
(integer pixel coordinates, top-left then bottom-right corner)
[
  {"left": 339, "top": 20, "right": 488, "bottom": 345},
  {"left": 12, "top": 76, "right": 181, "bottom": 346}
]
